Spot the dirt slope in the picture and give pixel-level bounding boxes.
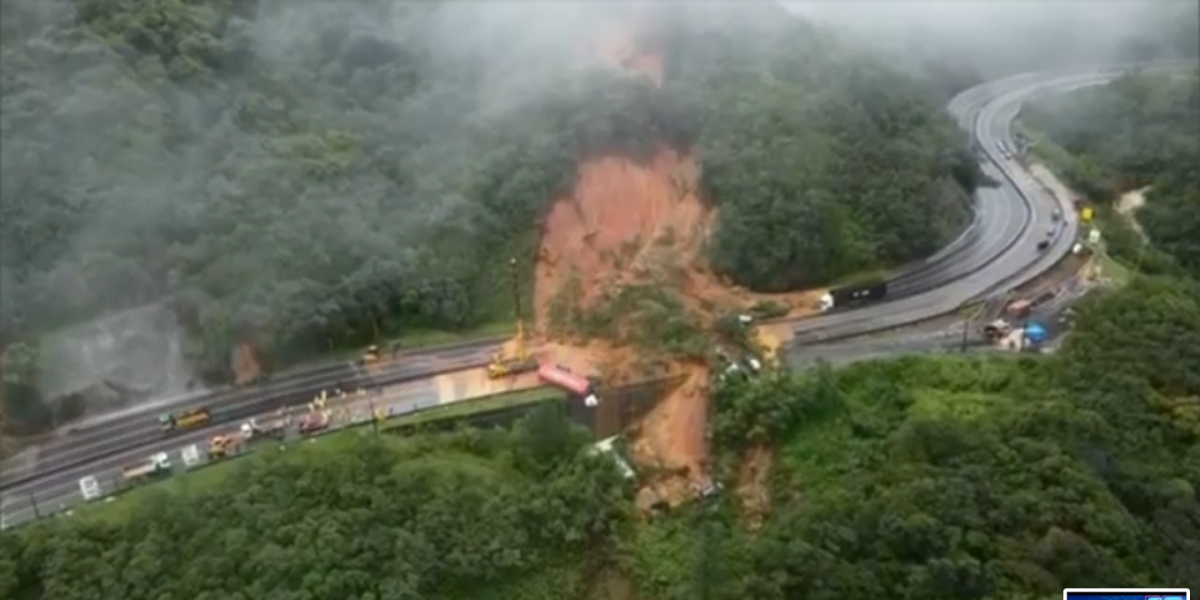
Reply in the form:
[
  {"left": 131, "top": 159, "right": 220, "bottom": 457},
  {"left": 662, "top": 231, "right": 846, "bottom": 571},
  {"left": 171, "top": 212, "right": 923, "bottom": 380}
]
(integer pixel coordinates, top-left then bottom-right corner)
[{"left": 529, "top": 13, "right": 819, "bottom": 508}]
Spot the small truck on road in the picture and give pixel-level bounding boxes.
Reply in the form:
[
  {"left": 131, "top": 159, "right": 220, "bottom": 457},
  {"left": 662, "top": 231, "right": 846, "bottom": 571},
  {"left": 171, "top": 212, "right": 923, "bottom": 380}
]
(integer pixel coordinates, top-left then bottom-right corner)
[{"left": 121, "top": 452, "right": 172, "bottom": 484}]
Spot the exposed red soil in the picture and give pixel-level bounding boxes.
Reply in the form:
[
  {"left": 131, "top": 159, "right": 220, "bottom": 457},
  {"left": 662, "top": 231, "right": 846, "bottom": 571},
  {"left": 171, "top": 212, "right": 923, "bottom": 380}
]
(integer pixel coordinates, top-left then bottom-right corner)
[
  {"left": 525, "top": 14, "right": 821, "bottom": 508},
  {"left": 588, "top": 7, "right": 665, "bottom": 87},
  {"left": 231, "top": 341, "right": 261, "bottom": 385},
  {"left": 736, "top": 444, "right": 773, "bottom": 529},
  {"left": 626, "top": 365, "right": 710, "bottom": 509}
]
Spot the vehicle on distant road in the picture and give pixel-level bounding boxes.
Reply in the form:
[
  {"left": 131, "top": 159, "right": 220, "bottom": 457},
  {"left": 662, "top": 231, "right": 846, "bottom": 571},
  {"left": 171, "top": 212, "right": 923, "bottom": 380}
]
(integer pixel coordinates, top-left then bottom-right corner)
[
  {"left": 121, "top": 452, "right": 171, "bottom": 483},
  {"left": 159, "top": 408, "right": 211, "bottom": 431},
  {"left": 487, "top": 354, "right": 538, "bottom": 379},
  {"left": 537, "top": 364, "right": 599, "bottom": 407},
  {"left": 359, "top": 344, "right": 381, "bottom": 365},
  {"left": 207, "top": 435, "right": 239, "bottom": 459},
  {"left": 298, "top": 412, "right": 330, "bottom": 435},
  {"left": 242, "top": 414, "right": 289, "bottom": 440},
  {"left": 817, "top": 279, "right": 889, "bottom": 312}
]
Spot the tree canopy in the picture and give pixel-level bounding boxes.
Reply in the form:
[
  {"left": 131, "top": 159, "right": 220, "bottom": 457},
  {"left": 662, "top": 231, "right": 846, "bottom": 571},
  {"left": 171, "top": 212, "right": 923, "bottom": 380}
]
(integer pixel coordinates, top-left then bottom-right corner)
[
  {"left": 1, "top": 0, "right": 978, "bottom": 383},
  {"left": 662, "top": 10, "right": 978, "bottom": 290},
  {"left": 1020, "top": 69, "right": 1200, "bottom": 278},
  {"left": 668, "top": 275, "right": 1200, "bottom": 598},
  {"left": 4, "top": 271, "right": 1198, "bottom": 599},
  {"left": 0, "top": 404, "right": 632, "bottom": 600}
]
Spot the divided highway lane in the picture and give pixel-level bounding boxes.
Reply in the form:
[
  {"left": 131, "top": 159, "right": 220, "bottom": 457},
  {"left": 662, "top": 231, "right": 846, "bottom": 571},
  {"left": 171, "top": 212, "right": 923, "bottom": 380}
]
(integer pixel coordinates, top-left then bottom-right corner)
[
  {"left": 789, "top": 327, "right": 977, "bottom": 369},
  {"left": 1, "top": 377, "right": 453, "bottom": 526},
  {"left": 0, "top": 340, "right": 503, "bottom": 488},
  {"left": 876, "top": 82, "right": 1017, "bottom": 296},
  {"left": 786, "top": 70, "right": 1125, "bottom": 345}
]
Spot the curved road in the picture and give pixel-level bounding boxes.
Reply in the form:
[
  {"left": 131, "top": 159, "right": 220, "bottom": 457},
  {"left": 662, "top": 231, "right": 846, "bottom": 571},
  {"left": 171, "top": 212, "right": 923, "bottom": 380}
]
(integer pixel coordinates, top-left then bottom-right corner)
[
  {"left": 0, "top": 65, "right": 1175, "bottom": 528},
  {"left": 786, "top": 67, "right": 1172, "bottom": 345}
]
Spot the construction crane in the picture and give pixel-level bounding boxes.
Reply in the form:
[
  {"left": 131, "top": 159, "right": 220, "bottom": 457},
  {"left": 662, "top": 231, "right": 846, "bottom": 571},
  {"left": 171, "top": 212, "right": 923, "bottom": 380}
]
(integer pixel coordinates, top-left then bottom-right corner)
[{"left": 488, "top": 257, "right": 539, "bottom": 379}]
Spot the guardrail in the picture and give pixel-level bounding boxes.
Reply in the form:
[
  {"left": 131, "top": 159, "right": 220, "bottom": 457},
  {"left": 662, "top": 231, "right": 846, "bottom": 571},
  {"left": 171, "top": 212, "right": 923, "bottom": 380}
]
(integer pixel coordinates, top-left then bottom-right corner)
[
  {"left": 780, "top": 76, "right": 1085, "bottom": 346},
  {"left": 0, "top": 376, "right": 677, "bottom": 531},
  {"left": 2, "top": 385, "right": 505, "bottom": 530}
]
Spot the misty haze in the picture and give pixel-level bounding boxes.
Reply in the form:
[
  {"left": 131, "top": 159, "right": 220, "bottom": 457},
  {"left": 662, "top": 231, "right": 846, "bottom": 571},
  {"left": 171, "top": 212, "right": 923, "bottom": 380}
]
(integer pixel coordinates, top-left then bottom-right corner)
[
  {"left": 0, "top": 0, "right": 1193, "bottom": 430},
  {"left": 1, "top": 0, "right": 1199, "bottom": 597}
]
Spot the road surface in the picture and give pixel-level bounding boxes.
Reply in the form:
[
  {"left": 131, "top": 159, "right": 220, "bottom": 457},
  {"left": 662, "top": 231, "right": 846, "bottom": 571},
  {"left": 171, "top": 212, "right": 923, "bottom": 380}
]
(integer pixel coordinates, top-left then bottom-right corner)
[
  {"left": 0, "top": 341, "right": 499, "bottom": 487},
  {"left": 787, "top": 273, "right": 1095, "bottom": 369},
  {"left": 1, "top": 366, "right": 532, "bottom": 526},
  {"left": 785, "top": 68, "right": 1170, "bottom": 344}
]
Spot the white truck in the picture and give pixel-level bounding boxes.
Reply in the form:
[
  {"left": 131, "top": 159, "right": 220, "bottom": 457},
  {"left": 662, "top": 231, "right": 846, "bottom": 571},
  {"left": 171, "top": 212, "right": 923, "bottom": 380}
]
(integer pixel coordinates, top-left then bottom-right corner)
[
  {"left": 818, "top": 280, "right": 889, "bottom": 313},
  {"left": 714, "top": 348, "right": 762, "bottom": 382},
  {"left": 121, "top": 452, "right": 172, "bottom": 483},
  {"left": 242, "top": 415, "right": 289, "bottom": 440}
]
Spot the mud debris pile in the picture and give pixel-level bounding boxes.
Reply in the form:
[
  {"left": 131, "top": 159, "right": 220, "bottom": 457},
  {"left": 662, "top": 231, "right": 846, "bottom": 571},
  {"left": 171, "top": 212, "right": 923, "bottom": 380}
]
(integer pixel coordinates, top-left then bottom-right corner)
[{"left": 523, "top": 13, "right": 820, "bottom": 508}]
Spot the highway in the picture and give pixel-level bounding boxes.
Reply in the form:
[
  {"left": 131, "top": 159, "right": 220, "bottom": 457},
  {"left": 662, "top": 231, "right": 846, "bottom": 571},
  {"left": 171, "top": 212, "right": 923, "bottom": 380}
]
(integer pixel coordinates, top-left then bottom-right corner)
[
  {"left": 0, "top": 64, "right": 1174, "bottom": 529},
  {"left": 0, "top": 366, "right": 498, "bottom": 527},
  {"left": 1, "top": 340, "right": 500, "bottom": 485},
  {"left": 787, "top": 274, "right": 1091, "bottom": 370},
  {"left": 786, "top": 69, "right": 1146, "bottom": 344}
]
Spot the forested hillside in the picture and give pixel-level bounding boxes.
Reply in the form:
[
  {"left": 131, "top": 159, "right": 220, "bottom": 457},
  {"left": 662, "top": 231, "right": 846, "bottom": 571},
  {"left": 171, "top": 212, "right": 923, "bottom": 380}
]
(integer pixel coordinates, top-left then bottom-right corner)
[
  {"left": 1019, "top": 69, "right": 1200, "bottom": 278},
  {"left": 3, "top": 275, "right": 1197, "bottom": 599},
  {"left": 0, "top": 0, "right": 977, "bottom": 385},
  {"left": 659, "top": 9, "right": 978, "bottom": 290},
  {"left": 793, "top": 0, "right": 1199, "bottom": 79}
]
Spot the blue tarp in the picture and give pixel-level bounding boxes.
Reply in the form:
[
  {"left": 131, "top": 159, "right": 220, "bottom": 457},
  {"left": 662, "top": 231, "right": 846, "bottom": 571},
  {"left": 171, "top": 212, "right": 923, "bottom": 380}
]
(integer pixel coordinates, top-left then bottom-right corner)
[{"left": 1025, "top": 322, "right": 1047, "bottom": 344}]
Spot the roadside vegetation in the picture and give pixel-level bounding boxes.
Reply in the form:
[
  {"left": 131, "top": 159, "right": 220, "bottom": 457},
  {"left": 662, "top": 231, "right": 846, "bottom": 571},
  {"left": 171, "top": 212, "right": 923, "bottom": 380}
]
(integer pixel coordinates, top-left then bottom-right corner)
[
  {"left": 0, "top": 0, "right": 979, "bottom": 400},
  {"left": 1018, "top": 68, "right": 1200, "bottom": 279},
  {"left": 1, "top": 404, "right": 632, "bottom": 600},
  {"left": 4, "top": 270, "right": 1197, "bottom": 599}
]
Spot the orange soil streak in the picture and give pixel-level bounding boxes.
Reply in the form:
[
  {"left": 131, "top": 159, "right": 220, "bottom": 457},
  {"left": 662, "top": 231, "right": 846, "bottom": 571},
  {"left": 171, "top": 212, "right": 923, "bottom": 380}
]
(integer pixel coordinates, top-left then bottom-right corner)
[
  {"left": 231, "top": 341, "right": 261, "bottom": 386},
  {"left": 526, "top": 13, "right": 821, "bottom": 507},
  {"left": 736, "top": 444, "right": 773, "bottom": 529}
]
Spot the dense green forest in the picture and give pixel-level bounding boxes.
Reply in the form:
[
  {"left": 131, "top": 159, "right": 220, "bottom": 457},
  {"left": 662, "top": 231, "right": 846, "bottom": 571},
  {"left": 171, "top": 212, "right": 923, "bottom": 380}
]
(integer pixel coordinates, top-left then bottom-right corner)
[
  {"left": 4, "top": 275, "right": 1197, "bottom": 599},
  {"left": 0, "top": 0, "right": 979, "bottom": 382},
  {"left": 1019, "top": 69, "right": 1200, "bottom": 278}
]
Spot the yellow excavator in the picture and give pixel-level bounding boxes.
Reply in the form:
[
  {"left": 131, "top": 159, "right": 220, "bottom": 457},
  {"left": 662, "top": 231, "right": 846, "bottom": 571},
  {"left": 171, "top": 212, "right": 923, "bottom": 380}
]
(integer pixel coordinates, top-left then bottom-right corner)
[
  {"left": 488, "top": 258, "right": 539, "bottom": 379},
  {"left": 208, "top": 434, "right": 237, "bottom": 460}
]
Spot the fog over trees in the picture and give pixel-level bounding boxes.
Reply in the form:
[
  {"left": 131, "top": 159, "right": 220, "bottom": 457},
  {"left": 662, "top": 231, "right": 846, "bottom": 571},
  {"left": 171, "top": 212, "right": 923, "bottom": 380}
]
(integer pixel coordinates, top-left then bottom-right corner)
[
  {"left": 2, "top": 0, "right": 982, "bottom": 411},
  {"left": 0, "top": 0, "right": 1194, "bottom": 423},
  {"left": 786, "top": 0, "right": 1199, "bottom": 76},
  {"left": 3, "top": 2, "right": 1200, "bottom": 599}
]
